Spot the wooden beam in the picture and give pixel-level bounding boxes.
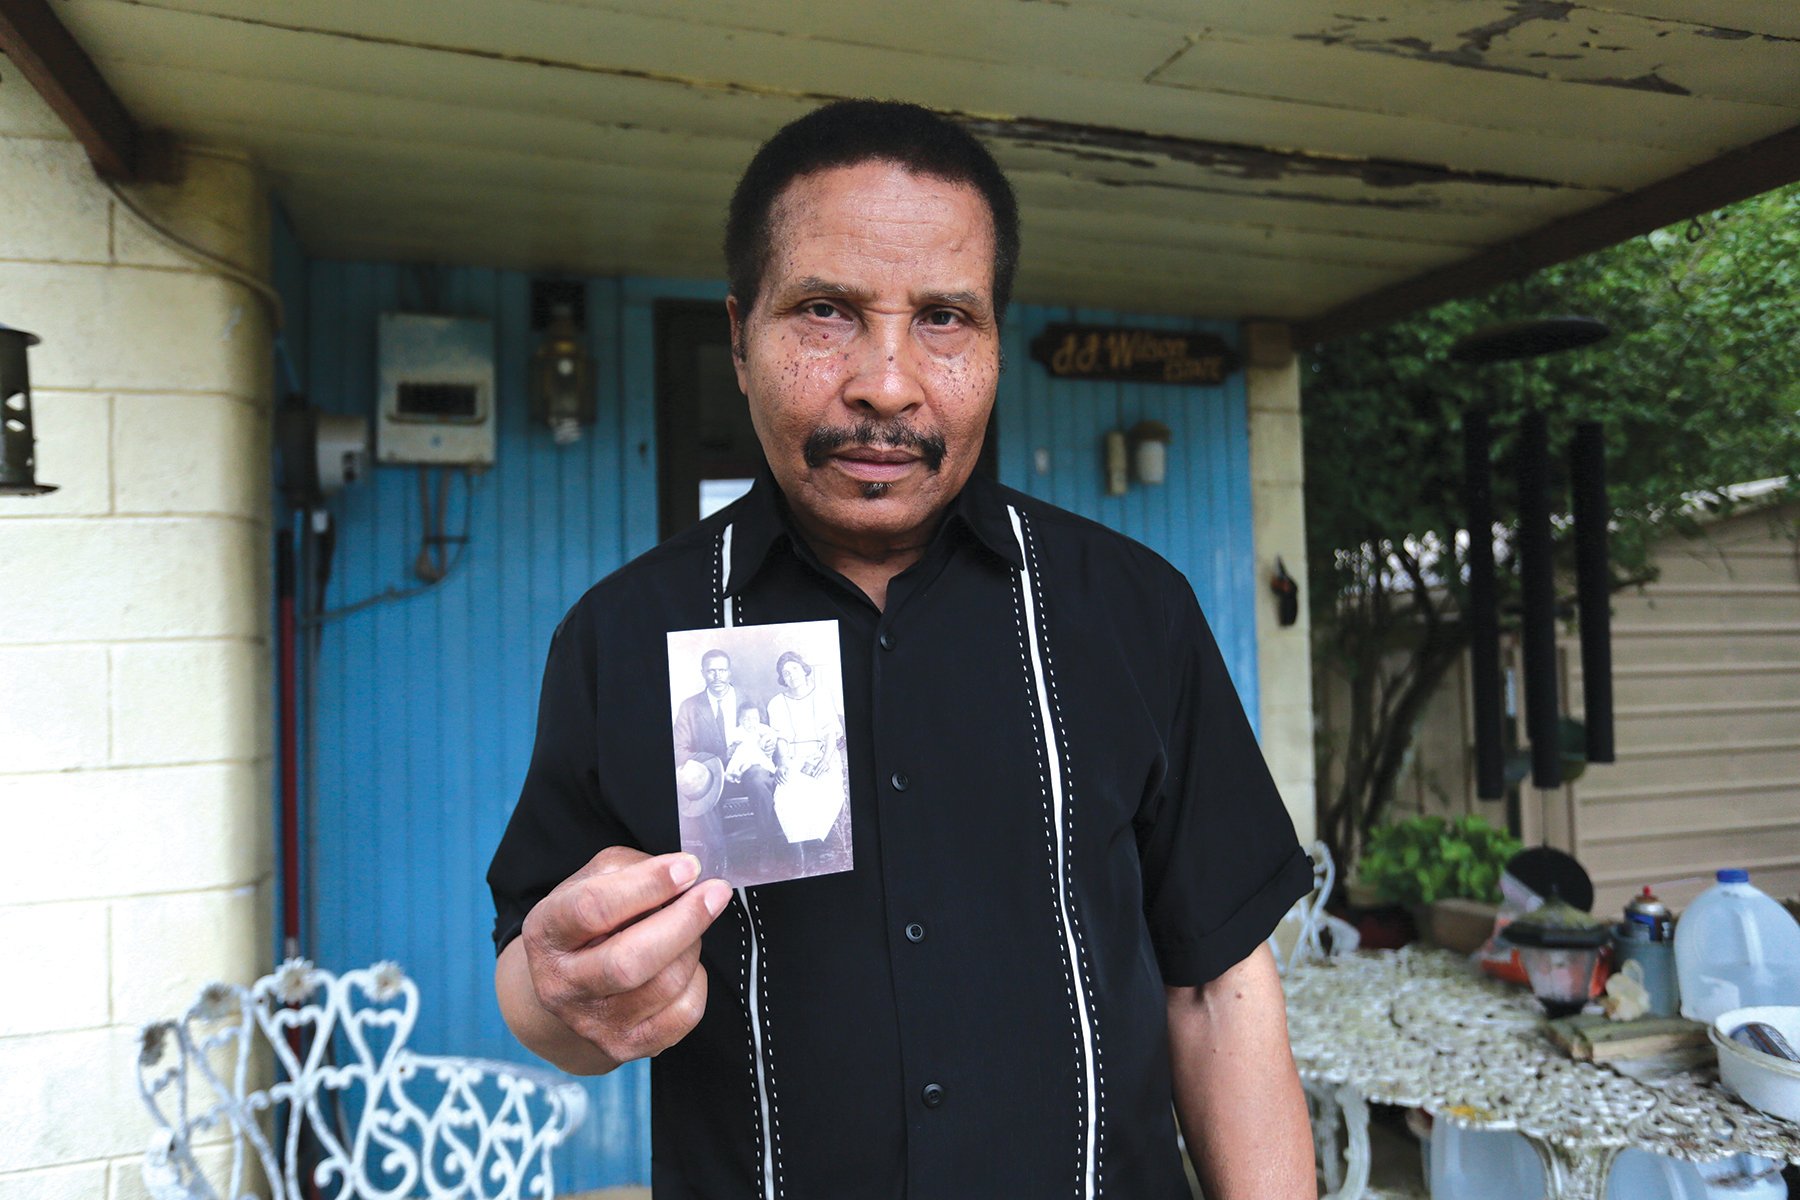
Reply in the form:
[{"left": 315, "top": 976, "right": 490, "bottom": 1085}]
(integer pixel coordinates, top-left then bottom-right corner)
[
  {"left": 1293, "top": 123, "right": 1800, "bottom": 348},
  {"left": 0, "top": 0, "right": 141, "bottom": 178}
]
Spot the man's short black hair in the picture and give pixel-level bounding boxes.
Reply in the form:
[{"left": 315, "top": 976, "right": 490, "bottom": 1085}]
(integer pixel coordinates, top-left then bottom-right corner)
[{"left": 725, "top": 100, "right": 1020, "bottom": 327}]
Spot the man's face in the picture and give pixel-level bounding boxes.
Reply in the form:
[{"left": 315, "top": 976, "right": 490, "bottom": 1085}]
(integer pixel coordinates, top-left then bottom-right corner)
[
  {"left": 728, "top": 160, "right": 1001, "bottom": 549},
  {"left": 701, "top": 654, "right": 731, "bottom": 696}
]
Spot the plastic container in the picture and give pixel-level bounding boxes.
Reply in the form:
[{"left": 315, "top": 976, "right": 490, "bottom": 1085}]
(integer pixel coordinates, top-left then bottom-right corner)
[
  {"left": 1607, "top": 1148, "right": 1786, "bottom": 1200},
  {"left": 1673, "top": 869, "right": 1800, "bottom": 1024},
  {"left": 1425, "top": 1124, "right": 1786, "bottom": 1200},
  {"left": 1428, "top": 1123, "right": 1544, "bottom": 1199},
  {"left": 1711, "top": 1005, "right": 1800, "bottom": 1123}
]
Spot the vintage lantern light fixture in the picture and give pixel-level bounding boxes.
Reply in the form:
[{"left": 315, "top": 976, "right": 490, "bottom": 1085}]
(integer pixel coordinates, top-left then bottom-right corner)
[
  {"left": 530, "top": 302, "right": 595, "bottom": 445},
  {"left": 0, "top": 323, "right": 56, "bottom": 496}
]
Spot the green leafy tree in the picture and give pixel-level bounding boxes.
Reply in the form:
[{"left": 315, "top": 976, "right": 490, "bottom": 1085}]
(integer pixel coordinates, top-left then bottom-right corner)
[{"left": 1305, "top": 183, "right": 1800, "bottom": 869}]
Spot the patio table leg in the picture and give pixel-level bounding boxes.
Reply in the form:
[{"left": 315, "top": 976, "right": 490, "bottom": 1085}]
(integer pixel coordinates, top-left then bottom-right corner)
[
  {"left": 1526, "top": 1137, "right": 1621, "bottom": 1200},
  {"left": 1304, "top": 1080, "right": 1372, "bottom": 1200},
  {"left": 1326, "top": 1083, "right": 1372, "bottom": 1200}
]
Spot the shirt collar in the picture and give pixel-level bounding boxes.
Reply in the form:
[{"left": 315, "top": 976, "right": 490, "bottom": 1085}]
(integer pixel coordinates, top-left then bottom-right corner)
[{"left": 723, "top": 467, "right": 1023, "bottom": 596}]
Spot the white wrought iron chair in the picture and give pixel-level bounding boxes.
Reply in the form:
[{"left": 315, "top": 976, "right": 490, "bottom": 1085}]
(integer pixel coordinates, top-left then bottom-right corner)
[
  {"left": 1267, "top": 839, "right": 1361, "bottom": 976},
  {"left": 136, "top": 959, "right": 588, "bottom": 1200},
  {"left": 1272, "top": 843, "right": 1421, "bottom": 1200}
]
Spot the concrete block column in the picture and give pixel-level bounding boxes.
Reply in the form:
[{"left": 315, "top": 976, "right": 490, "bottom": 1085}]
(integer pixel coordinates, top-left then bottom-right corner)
[
  {"left": 1243, "top": 321, "right": 1316, "bottom": 844},
  {"left": 0, "top": 75, "right": 273, "bottom": 1198}
]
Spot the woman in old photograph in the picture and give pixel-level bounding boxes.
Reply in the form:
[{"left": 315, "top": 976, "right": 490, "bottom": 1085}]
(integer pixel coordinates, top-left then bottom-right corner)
[{"left": 767, "top": 650, "right": 848, "bottom": 855}]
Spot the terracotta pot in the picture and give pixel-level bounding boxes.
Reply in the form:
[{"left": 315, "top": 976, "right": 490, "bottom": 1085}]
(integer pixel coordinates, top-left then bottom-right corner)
[{"left": 1412, "top": 898, "right": 1501, "bottom": 955}]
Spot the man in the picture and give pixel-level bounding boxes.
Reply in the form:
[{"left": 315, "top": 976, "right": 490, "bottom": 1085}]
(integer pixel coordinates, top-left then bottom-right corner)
[
  {"left": 672, "top": 650, "right": 741, "bottom": 768},
  {"left": 489, "top": 100, "right": 1316, "bottom": 1198},
  {"left": 672, "top": 650, "right": 777, "bottom": 811},
  {"left": 671, "top": 650, "right": 776, "bottom": 876}
]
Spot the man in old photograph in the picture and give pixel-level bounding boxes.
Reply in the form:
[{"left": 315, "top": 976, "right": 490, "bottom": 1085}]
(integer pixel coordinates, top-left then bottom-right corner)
[
  {"left": 671, "top": 648, "right": 778, "bottom": 852},
  {"left": 489, "top": 100, "right": 1315, "bottom": 1198}
]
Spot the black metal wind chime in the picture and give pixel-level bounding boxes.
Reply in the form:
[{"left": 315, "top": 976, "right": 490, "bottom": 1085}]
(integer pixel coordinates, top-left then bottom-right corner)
[{"left": 1450, "top": 317, "right": 1616, "bottom": 832}]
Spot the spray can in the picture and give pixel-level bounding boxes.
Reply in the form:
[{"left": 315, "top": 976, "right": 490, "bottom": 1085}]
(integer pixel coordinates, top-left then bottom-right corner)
[{"left": 1624, "top": 886, "right": 1674, "bottom": 942}]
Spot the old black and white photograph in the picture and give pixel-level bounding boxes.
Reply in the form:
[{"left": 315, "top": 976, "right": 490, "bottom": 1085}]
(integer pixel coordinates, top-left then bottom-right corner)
[{"left": 666, "top": 620, "right": 853, "bottom": 887}]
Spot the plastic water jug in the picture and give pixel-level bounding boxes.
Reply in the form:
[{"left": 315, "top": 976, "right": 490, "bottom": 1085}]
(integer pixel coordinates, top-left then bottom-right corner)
[
  {"left": 1428, "top": 1123, "right": 1544, "bottom": 1199},
  {"left": 1674, "top": 869, "right": 1800, "bottom": 1024},
  {"left": 1607, "top": 1149, "right": 1786, "bottom": 1200}
]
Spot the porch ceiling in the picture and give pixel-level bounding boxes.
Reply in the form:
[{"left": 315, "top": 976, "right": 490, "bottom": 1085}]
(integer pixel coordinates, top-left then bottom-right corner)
[{"left": 46, "top": 0, "right": 1800, "bottom": 339}]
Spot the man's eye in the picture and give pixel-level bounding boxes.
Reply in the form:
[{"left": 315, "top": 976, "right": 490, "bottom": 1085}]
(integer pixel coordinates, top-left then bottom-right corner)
[
  {"left": 804, "top": 302, "right": 840, "bottom": 320},
  {"left": 923, "top": 309, "right": 961, "bottom": 327}
]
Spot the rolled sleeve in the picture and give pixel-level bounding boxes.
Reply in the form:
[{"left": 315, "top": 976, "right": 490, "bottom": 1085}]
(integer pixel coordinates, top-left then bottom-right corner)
[{"left": 1137, "top": 583, "right": 1311, "bottom": 986}]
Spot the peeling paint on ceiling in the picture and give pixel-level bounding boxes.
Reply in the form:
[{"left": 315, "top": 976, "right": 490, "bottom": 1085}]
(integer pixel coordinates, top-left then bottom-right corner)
[
  {"left": 961, "top": 115, "right": 1569, "bottom": 190},
  {"left": 42, "top": 0, "right": 1800, "bottom": 323}
]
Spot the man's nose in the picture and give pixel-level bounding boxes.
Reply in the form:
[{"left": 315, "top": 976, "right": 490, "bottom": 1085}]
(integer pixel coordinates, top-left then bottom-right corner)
[{"left": 842, "top": 319, "right": 925, "bottom": 419}]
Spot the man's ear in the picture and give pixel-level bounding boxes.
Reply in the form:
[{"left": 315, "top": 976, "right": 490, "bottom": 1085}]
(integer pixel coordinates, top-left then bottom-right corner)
[{"left": 727, "top": 295, "right": 748, "bottom": 394}]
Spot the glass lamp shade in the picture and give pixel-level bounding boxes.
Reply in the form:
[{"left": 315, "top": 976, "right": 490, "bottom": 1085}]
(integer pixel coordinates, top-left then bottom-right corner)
[
  {"left": 1504, "top": 893, "right": 1611, "bottom": 1017},
  {"left": 1516, "top": 944, "right": 1606, "bottom": 1017},
  {"left": 529, "top": 311, "right": 594, "bottom": 444}
]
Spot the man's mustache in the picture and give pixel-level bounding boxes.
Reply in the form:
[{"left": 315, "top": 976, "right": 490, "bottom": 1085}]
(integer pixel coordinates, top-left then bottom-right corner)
[{"left": 803, "top": 422, "right": 947, "bottom": 472}]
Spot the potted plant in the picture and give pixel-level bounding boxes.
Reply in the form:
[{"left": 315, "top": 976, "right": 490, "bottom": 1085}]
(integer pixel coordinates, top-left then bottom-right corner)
[{"left": 1352, "top": 814, "right": 1522, "bottom": 953}]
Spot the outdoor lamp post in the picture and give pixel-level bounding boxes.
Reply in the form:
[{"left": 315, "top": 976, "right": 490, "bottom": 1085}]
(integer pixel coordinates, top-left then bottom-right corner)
[{"left": 0, "top": 323, "right": 56, "bottom": 496}]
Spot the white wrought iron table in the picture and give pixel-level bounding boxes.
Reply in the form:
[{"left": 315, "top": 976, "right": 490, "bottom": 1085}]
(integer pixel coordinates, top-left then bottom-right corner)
[{"left": 1284, "top": 945, "right": 1800, "bottom": 1200}]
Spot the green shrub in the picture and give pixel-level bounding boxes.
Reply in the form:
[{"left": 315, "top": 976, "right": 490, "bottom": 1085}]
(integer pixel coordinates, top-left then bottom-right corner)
[{"left": 1354, "top": 814, "right": 1521, "bottom": 906}]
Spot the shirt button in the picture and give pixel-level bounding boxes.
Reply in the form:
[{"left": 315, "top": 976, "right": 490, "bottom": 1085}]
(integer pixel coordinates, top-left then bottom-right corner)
[
  {"left": 921, "top": 1083, "right": 946, "bottom": 1109},
  {"left": 878, "top": 631, "right": 896, "bottom": 651},
  {"left": 904, "top": 922, "right": 925, "bottom": 943},
  {"left": 890, "top": 771, "right": 909, "bottom": 792}
]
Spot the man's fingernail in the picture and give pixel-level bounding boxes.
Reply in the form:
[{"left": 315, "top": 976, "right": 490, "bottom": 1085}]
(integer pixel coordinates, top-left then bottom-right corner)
[
  {"left": 670, "top": 855, "right": 700, "bottom": 886},
  {"left": 702, "top": 881, "right": 731, "bottom": 917}
]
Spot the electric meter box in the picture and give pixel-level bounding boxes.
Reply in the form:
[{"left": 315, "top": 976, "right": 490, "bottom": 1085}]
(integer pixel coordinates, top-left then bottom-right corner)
[{"left": 375, "top": 313, "right": 496, "bottom": 466}]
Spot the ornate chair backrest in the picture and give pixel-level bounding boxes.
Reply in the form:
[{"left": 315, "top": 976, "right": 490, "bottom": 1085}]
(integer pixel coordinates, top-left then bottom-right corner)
[
  {"left": 136, "top": 960, "right": 587, "bottom": 1200},
  {"left": 1267, "top": 842, "right": 1361, "bottom": 975}
]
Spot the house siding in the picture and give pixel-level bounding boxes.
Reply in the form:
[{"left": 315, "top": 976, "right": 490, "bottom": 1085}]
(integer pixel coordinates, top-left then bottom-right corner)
[
  {"left": 0, "top": 78, "right": 274, "bottom": 1196},
  {"left": 1319, "top": 502, "right": 1800, "bottom": 919}
]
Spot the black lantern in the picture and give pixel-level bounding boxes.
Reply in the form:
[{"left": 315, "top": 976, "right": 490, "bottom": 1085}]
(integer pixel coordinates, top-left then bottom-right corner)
[{"left": 0, "top": 323, "right": 56, "bottom": 496}]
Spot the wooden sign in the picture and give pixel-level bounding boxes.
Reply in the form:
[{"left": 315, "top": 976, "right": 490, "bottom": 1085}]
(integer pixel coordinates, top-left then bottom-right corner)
[{"left": 1029, "top": 323, "right": 1240, "bottom": 385}]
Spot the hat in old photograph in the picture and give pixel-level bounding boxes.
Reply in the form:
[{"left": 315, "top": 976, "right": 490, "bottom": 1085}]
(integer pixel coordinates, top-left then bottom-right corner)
[{"left": 676, "top": 754, "right": 725, "bottom": 817}]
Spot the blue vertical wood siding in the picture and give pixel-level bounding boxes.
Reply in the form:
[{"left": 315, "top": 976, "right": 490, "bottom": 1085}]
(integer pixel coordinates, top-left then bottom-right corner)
[
  {"left": 997, "top": 306, "right": 1258, "bottom": 715},
  {"left": 286, "top": 250, "right": 1257, "bottom": 1190},
  {"left": 296, "top": 262, "right": 653, "bottom": 1191}
]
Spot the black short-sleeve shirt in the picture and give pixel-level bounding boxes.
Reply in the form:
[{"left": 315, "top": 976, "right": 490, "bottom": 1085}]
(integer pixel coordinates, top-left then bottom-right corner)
[{"left": 488, "top": 470, "right": 1310, "bottom": 1199}]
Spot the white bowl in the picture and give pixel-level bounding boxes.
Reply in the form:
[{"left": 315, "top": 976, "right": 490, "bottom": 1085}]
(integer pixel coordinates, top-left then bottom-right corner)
[{"left": 1710, "top": 1005, "right": 1800, "bottom": 1123}]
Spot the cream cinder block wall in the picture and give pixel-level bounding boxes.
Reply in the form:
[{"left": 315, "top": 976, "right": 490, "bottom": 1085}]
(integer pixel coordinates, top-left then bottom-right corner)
[
  {"left": 1243, "top": 322, "right": 1316, "bottom": 844},
  {"left": 0, "top": 77, "right": 274, "bottom": 1199}
]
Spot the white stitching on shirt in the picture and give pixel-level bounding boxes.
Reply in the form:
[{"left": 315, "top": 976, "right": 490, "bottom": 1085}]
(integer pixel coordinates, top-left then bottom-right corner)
[
  {"left": 1021, "top": 511, "right": 1106, "bottom": 1197},
  {"left": 736, "top": 898, "right": 762, "bottom": 1197},
  {"left": 1009, "top": 542, "right": 1080, "bottom": 1152},
  {"left": 751, "top": 891, "right": 783, "bottom": 1194},
  {"left": 722, "top": 523, "right": 778, "bottom": 1199},
  {"left": 1009, "top": 505, "right": 1100, "bottom": 1200},
  {"left": 737, "top": 886, "right": 781, "bottom": 1199}
]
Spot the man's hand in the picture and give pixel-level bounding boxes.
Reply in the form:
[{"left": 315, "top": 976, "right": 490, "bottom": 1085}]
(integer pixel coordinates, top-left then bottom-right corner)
[{"left": 496, "top": 847, "right": 733, "bottom": 1075}]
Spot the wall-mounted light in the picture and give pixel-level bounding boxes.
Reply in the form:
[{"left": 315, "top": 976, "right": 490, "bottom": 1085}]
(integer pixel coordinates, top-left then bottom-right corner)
[
  {"left": 1270, "top": 557, "right": 1300, "bottom": 627},
  {"left": 1128, "top": 419, "right": 1171, "bottom": 486},
  {"left": 530, "top": 302, "right": 595, "bottom": 445},
  {"left": 0, "top": 323, "right": 56, "bottom": 497},
  {"left": 1103, "top": 429, "right": 1129, "bottom": 496}
]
